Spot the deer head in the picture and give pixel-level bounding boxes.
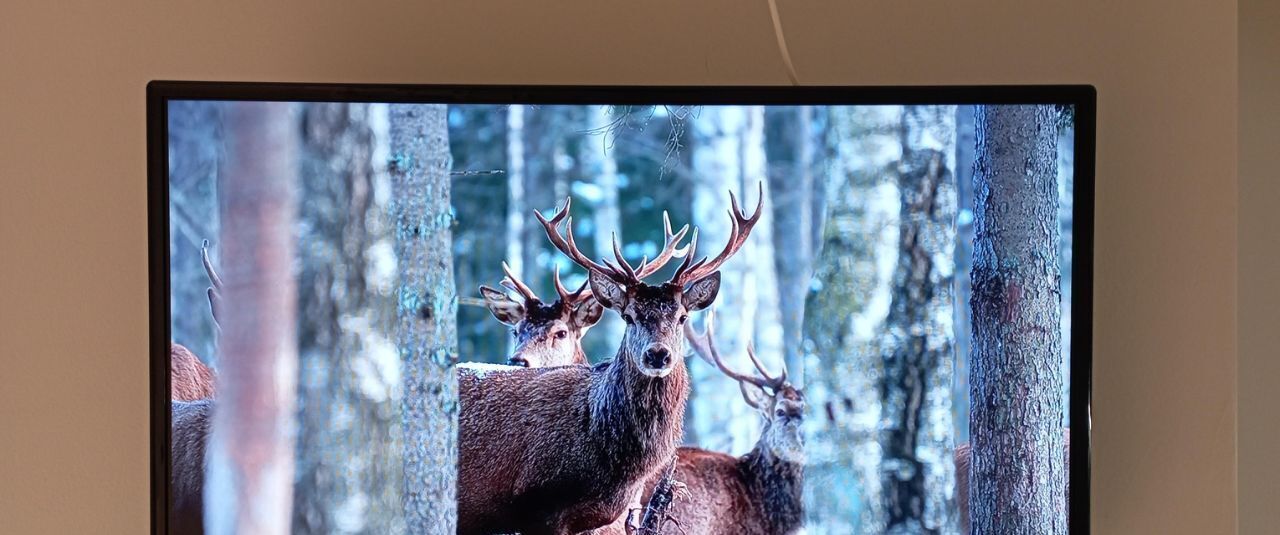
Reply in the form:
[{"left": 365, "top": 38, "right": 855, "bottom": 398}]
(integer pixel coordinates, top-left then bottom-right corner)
[
  {"left": 480, "top": 212, "right": 693, "bottom": 368},
  {"left": 479, "top": 264, "right": 602, "bottom": 367},
  {"left": 537, "top": 185, "right": 762, "bottom": 378},
  {"left": 686, "top": 308, "right": 806, "bottom": 462}
]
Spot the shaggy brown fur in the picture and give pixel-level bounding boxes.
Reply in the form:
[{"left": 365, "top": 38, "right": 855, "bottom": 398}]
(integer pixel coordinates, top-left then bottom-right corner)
[
  {"left": 169, "top": 399, "right": 212, "bottom": 534},
  {"left": 632, "top": 445, "right": 804, "bottom": 535},
  {"left": 956, "top": 428, "right": 1071, "bottom": 533},
  {"left": 170, "top": 343, "right": 215, "bottom": 401},
  {"left": 458, "top": 354, "right": 690, "bottom": 535}
]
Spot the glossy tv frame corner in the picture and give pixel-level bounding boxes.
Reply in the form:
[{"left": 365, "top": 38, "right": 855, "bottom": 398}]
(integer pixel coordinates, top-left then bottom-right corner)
[{"left": 148, "top": 82, "right": 1094, "bottom": 534}]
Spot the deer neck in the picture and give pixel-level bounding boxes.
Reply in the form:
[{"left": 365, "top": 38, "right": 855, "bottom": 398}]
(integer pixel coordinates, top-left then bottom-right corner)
[
  {"left": 587, "top": 348, "right": 689, "bottom": 472},
  {"left": 741, "top": 441, "right": 805, "bottom": 533}
]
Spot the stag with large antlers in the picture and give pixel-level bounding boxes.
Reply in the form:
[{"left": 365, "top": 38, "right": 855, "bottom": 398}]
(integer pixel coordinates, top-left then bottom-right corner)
[
  {"left": 629, "top": 310, "right": 806, "bottom": 535},
  {"left": 478, "top": 213, "right": 689, "bottom": 368},
  {"left": 457, "top": 186, "right": 762, "bottom": 535}
]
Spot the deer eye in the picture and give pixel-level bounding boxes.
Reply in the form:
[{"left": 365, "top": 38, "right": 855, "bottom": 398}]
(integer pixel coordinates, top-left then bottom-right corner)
[
  {"left": 622, "top": 313, "right": 634, "bottom": 325},
  {"left": 553, "top": 329, "right": 568, "bottom": 340},
  {"left": 678, "top": 314, "right": 688, "bottom": 325},
  {"left": 775, "top": 408, "right": 786, "bottom": 418}
]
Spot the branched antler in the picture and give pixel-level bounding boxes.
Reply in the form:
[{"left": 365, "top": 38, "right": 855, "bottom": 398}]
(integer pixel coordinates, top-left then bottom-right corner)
[
  {"left": 684, "top": 307, "right": 788, "bottom": 404},
  {"left": 536, "top": 197, "right": 691, "bottom": 286},
  {"left": 201, "top": 239, "right": 223, "bottom": 329},
  {"left": 670, "top": 182, "right": 765, "bottom": 286}
]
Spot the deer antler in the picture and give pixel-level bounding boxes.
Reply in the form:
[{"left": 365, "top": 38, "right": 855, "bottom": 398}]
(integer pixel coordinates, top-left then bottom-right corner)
[
  {"left": 201, "top": 240, "right": 223, "bottom": 328},
  {"left": 683, "top": 307, "right": 787, "bottom": 394},
  {"left": 500, "top": 261, "right": 540, "bottom": 303},
  {"left": 537, "top": 197, "right": 690, "bottom": 287},
  {"left": 551, "top": 264, "right": 593, "bottom": 307},
  {"left": 671, "top": 183, "right": 764, "bottom": 286}
]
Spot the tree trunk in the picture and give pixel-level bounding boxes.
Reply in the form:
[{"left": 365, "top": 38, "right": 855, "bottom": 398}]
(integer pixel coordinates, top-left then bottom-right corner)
[
  {"left": 879, "top": 106, "right": 956, "bottom": 534},
  {"left": 204, "top": 101, "right": 299, "bottom": 535},
  {"left": 292, "top": 103, "right": 403, "bottom": 533},
  {"left": 969, "top": 104, "right": 1065, "bottom": 535},
  {"left": 688, "top": 105, "right": 781, "bottom": 455},
  {"left": 504, "top": 105, "right": 526, "bottom": 293},
  {"left": 801, "top": 105, "right": 894, "bottom": 533},
  {"left": 517, "top": 106, "right": 574, "bottom": 296},
  {"left": 390, "top": 104, "right": 459, "bottom": 533},
  {"left": 769, "top": 106, "right": 816, "bottom": 386},
  {"left": 585, "top": 105, "right": 625, "bottom": 345},
  {"left": 952, "top": 105, "right": 977, "bottom": 445}
]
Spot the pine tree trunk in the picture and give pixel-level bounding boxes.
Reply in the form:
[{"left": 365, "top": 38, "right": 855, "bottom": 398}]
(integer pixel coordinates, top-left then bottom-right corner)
[
  {"left": 204, "top": 101, "right": 299, "bottom": 535},
  {"left": 769, "top": 106, "right": 815, "bottom": 386},
  {"left": 969, "top": 104, "right": 1065, "bottom": 535},
  {"left": 879, "top": 106, "right": 956, "bottom": 534},
  {"left": 293, "top": 103, "right": 402, "bottom": 533},
  {"left": 390, "top": 104, "right": 458, "bottom": 533}
]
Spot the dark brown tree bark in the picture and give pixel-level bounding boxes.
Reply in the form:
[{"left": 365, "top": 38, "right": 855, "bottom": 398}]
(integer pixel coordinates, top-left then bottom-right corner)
[
  {"left": 390, "top": 104, "right": 458, "bottom": 533},
  {"left": 969, "top": 104, "right": 1065, "bottom": 535},
  {"left": 879, "top": 106, "right": 955, "bottom": 534},
  {"left": 204, "top": 101, "right": 299, "bottom": 535},
  {"left": 292, "top": 103, "right": 403, "bottom": 533}
]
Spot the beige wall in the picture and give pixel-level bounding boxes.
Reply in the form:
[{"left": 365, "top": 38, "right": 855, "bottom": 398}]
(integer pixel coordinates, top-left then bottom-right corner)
[
  {"left": 1239, "top": 0, "right": 1278, "bottom": 533},
  {"left": 0, "top": 2, "right": 1237, "bottom": 533}
]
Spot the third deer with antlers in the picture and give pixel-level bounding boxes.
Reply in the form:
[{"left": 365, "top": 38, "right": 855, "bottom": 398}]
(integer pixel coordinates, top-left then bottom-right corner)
[{"left": 457, "top": 186, "right": 762, "bottom": 535}]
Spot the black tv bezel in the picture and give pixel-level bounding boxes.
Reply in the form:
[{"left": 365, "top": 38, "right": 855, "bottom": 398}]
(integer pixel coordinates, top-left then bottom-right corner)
[{"left": 147, "top": 81, "right": 1095, "bottom": 534}]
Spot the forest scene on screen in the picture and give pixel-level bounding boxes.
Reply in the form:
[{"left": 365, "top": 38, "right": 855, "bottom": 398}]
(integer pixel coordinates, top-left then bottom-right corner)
[{"left": 168, "top": 100, "right": 1074, "bottom": 535}]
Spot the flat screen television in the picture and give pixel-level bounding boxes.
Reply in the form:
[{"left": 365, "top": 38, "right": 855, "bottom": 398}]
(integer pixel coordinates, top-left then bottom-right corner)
[{"left": 149, "top": 82, "right": 1093, "bottom": 534}]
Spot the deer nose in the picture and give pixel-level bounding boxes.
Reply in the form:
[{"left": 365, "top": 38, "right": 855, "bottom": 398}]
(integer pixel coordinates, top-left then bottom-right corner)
[
  {"left": 508, "top": 357, "right": 530, "bottom": 367},
  {"left": 643, "top": 346, "right": 672, "bottom": 369}
]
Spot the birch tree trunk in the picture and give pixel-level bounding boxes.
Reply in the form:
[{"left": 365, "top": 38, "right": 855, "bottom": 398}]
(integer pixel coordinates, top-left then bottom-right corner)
[
  {"left": 689, "top": 105, "right": 781, "bottom": 455},
  {"left": 390, "top": 104, "right": 458, "bottom": 534},
  {"left": 204, "top": 101, "right": 299, "bottom": 535},
  {"left": 505, "top": 105, "right": 526, "bottom": 289},
  {"left": 585, "top": 105, "right": 625, "bottom": 345},
  {"left": 879, "top": 106, "right": 956, "bottom": 534},
  {"left": 802, "top": 105, "right": 897, "bottom": 533},
  {"left": 293, "top": 103, "right": 403, "bottom": 534},
  {"left": 969, "top": 104, "right": 1065, "bottom": 535},
  {"left": 952, "top": 105, "right": 977, "bottom": 445},
  {"left": 769, "top": 106, "right": 816, "bottom": 386}
]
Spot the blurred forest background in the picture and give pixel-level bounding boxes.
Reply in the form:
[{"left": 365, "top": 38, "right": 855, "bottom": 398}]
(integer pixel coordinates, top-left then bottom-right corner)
[{"left": 169, "top": 101, "right": 1073, "bottom": 534}]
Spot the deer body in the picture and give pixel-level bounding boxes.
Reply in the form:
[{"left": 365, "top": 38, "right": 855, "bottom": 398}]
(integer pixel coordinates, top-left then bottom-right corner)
[
  {"left": 169, "top": 399, "right": 212, "bottom": 534},
  {"left": 629, "top": 313, "right": 805, "bottom": 535},
  {"left": 170, "top": 343, "right": 215, "bottom": 401},
  {"left": 459, "top": 355, "right": 689, "bottom": 534},
  {"left": 636, "top": 445, "right": 803, "bottom": 535},
  {"left": 458, "top": 191, "right": 757, "bottom": 534}
]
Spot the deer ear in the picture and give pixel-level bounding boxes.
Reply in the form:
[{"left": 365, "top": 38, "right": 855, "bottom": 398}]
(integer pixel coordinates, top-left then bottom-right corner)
[
  {"left": 571, "top": 299, "right": 604, "bottom": 331},
  {"left": 682, "top": 271, "right": 721, "bottom": 311},
  {"left": 588, "top": 271, "right": 626, "bottom": 310},
  {"left": 480, "top": 285, "right": 525, "bottom": 325}
]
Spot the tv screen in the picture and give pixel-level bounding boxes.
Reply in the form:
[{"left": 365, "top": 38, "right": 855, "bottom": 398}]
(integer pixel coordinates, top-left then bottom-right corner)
[{"left": 149, "top": 83, "right": 1093, "bottom": 534}]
